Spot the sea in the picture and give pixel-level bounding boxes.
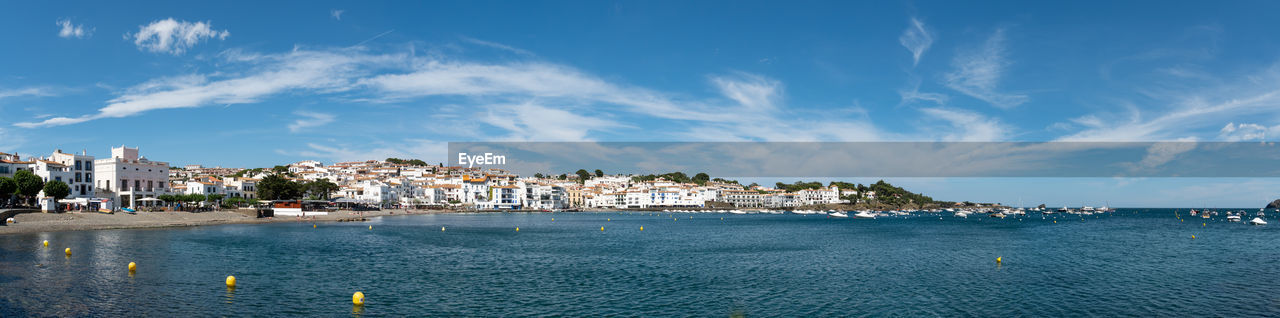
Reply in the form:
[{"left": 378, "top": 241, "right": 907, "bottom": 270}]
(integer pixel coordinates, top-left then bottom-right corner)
[{"left": 1, "top": 209, "right": 1278, "bottom": 317}]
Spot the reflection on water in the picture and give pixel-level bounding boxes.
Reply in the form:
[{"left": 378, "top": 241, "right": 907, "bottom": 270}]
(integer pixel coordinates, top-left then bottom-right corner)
[{"left": 1, "top": 210, "right": 1279, "bottom": 316}]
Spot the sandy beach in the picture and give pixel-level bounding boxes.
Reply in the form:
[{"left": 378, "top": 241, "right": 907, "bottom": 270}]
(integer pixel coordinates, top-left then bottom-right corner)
[{"left": 0, "top": 209, "right": 449, "bottom": 235}]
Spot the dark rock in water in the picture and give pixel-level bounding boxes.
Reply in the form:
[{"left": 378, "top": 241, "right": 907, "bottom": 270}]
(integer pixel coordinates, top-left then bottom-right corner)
[
  {"left": 1266, "top": 199, "right": 1280, "bottom": 209},
  {"left": 1037, "top": 204, "right": 1046, "bottom": 209}
]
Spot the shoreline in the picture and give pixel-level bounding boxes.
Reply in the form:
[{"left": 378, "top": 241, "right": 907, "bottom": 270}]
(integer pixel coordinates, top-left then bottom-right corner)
[{"left": 0, "top": 209, "right": 461, "bottom": 236}]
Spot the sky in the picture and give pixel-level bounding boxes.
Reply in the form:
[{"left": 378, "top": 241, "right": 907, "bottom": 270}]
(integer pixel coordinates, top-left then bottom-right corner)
[{"left": 3, "top": 1, "right": 1280, "bottom": 207}]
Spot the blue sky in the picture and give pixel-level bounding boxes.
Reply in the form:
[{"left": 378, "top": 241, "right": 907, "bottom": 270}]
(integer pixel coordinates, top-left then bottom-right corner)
[{"left": 3, "top": 1, "right": 1280, "bottom": 207}]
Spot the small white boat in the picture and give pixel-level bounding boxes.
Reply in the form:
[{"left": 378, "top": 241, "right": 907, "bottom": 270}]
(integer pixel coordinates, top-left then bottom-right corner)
[
  {"left": 828, "top": 211, "right": 849, "bottom": 218},
  {"left": 1250, "top": 217, "right": 1267, "bottom": 225},
  {"left": 853, "top": 211, "right": 876, "bottom": 219},
  {"left": 954, "top": 211, "right": 970, "bottom": 218},
  {"left": 728, "top": 210, "right": 747, "bottom": 215},
  {"left": 1228, "top": 213, "right": 1242, "bottom": 222}
]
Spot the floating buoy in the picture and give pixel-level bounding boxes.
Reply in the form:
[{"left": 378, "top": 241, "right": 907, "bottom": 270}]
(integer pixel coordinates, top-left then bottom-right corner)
[
  {"left": 369, "top": 225, "right": 372, "bottom": 230},
  {"left": 1053, "top": 220, "right": 1057, "bottom": 223},
  {"left": 1191, "top": 235, "right": 1196, "bottom": 239},
  {"left": 996, "top": 257, "right": 1002, "bottom": 264},
  {"left": 515, "top": 227, "right": 520, "bottom": 232},
  {"left": 551, "top": 218, "right": 554, "bottom": 221},
  {"left": 607, "top": 218, "right": 611, "bottom": 221},
  {"left": 640, "top": 226, "right": 644, "bottom": 231},
  {"left": 1203, "top": 223, "right": 1206, "bottom": 227},
  {"left": 43, "top": 240, "right": 48, "bottom": 247},
  {"left": 600, "top": 226, "right": 605, "bottom": 231},
  {"left": 64, "top": 248, "right": 71, "bottom": 256},
  {"left": 441, "top": 226, "right": 446, "bottom": 231},
  {"left": 226, "top": 276, "right": 237, "bottom": 288},
  {"left": 352, "top": 291, "right": 364, "bottom": 305},
  {"left": 128, "top": 262, "right": 136, "bottom": 272}
]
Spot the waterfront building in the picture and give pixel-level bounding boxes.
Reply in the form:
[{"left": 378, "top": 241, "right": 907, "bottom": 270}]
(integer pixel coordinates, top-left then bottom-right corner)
[{"left": 94, "top": 146, "right": 170, "bottom": 208}]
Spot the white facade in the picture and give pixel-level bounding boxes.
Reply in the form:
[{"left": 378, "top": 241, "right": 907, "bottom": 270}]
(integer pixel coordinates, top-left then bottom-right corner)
[
  {"left": 94, "top": 146, "right": 170, "bottom": 208},
  {"left": 47, "top": 150, "right": 96, "bottom": 199}
]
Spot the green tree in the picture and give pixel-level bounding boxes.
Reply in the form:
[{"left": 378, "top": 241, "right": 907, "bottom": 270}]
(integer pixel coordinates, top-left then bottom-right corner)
[
  {"left": 41, "top": 179, "right": 70, "bottom": 202},
  {"left": 0, "top": 177, "right": 15, "bottom": 206},
  {"left": 533, "top": 173, "right": 545, "bottom": 179},
  {"left": 271, "top": 165, "right": 289, "bottom": 174},
  {"left": 692, "top": 172, "right": 710, "bottom": 185},
  {"left": 13, "top": 170, "right": 44, "bottom": 206},
  {"left": 304, "top": 178, "right": 339, "bottom": 200},
  {"left": 257, "top": 174, "right": 303, "bottom": 200},
  {"left": 207, "top": 193, "right": 225, "bottom": 202},
  {"left": 594, "top": 169, "right": 604, "bottom": 177},
  {"left": 407, "top": 159, "right": 428, "bottom": 166},
  {"left": 575, "top": 169, "right": 592, "bottom": 183}
]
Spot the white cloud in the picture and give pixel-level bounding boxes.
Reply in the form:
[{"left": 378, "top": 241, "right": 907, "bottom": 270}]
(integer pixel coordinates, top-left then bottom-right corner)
[
  {"left": 1218, "top": 122, "right": 1270, "bottom": 141},
  {"left": 0, "top": 87, "right": 54, "bottom": 100},
  {"left": 127, "top": 18, "right": 230, "bottom": 55},
  {"left": 291, "top": 139, "right": 447, "bottom": 163},
  {"left": 899, "top": 17, "right": 933, "bottom": 66},
  {"left": 57, "top": 19, "right": 92, "bottom": 39},
  {"left": 288, "top": 111, "right": 336, "bottom": 132},
  {"left": 17, "top": 49, "right": 399, "bottom": 128},
  {"left": 460, "top": 36, "right": 534, "bottom": 56},
  {"left": 1130, "top": 138, "right": 1197, "bottom": 171},
  {"left": 331, "top": 9, "right": 344, "bottom": 20},
  {"left": 919, "top": 107, "right": 1008, "bottom": 141},
  {"left": 944, "top": 29, "right": 1028, "bottom": 109},
  {"left": 481, "top": 102, "right": 621, "bottom": 141},
  {"left": 1059, "top": 64, "right": 1280, "bottom": 141},
  {"left": 898, "top": 79, "right": 947, "bottom": 105}
]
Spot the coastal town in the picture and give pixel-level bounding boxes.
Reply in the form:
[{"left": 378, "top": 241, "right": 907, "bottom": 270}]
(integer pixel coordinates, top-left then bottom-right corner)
[{"left": 0, "top": 145, "right": 954, "bottom": 213}]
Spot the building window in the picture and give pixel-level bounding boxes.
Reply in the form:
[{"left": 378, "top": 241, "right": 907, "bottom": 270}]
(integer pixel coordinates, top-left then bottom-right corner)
[
  {"left": 121, "top": 179, "right": 128, "bottom": 191},
  {"left": 75, "top": 161, "right": 82, "bottom": 170},
  {"left": 135, "top": 180, "right": 141, "bottom": 190},
  {"left": 86, "top": 173, "right": 92, "bottom": 183},
  {"left": 75, "top": 172, "right": 82, "bottom": 183},
  {"left": 55, "top": 176, "right": 62, "bottom": 182},
  {"left": 86, "top": 161, "right": 92, "bottom": 170}
]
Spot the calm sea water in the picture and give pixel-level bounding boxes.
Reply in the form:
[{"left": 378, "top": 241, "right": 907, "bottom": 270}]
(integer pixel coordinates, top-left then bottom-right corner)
[{"left": 2, "top": 209, "right": 1279, "bottom": 317}]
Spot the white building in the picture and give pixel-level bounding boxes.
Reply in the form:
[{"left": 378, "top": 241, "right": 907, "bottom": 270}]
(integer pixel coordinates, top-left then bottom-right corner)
[
  {"left": 94, "top": 146, "right": 170, "bottom": 208},
  {"left": 47, "top": 149, "right": 96, "bottom": 200}
]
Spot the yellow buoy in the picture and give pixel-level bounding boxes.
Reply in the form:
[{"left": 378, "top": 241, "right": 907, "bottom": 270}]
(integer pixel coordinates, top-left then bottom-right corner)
[
  {"left": 128, "top": 262, "right": 137, "bottom": 271},
  {"left": 64, "top": 248, "right": 71, "bottom": 255},
  {"left": 1203, "top": 223, "right": 1206, "bottom": 227},
  {"left": 353, "top": 291, "right": 365, "bottom": 305},
  {"left": 551, "top": 218, "right": 554, "bottom": 221},
  {"left": 1053, "top": 220, "right": 1057, "bottom": 223},
  {"left": 600, "top": 226, "right": 605, "bottom": 231},
  {"left": 1191, "top": 235, "right": 1196, "bottom": 239},
  {"left": 441, "top": 226, "right": 446, "bottom": 231},
  {"left": 996, "top": 257, "right": 1002, "bottom": 264},
  {"left": 43, "top": 240, "right": 49, "bottom": 247},
  {"left": 515, "top": 227, "right": 520, "bottom": 232},
  {"left": 226, "top": 276, "right": 237, "bottom": 288},
  {"left": 313, "top": 224, "right": 316, "bottom": 228},
  {"left": 607, "top": 218, "right": 611, "bottom": 221},
  {"left": 369, "top": 225, "right": 372, "bottom": 230},
  {"left": 640, "top": 226, "right": 644, "bottom": 231}
]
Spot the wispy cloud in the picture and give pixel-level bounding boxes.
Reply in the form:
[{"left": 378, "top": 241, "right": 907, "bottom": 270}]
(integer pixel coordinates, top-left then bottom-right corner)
[
  {"left": 460, "top": 36, "right": 534, "bottom": 56},
  {"left": 56, "top": 18, "right": 92, "bottom": 39},
  {"left": 16, "top": 49, "right": 398, "bottom": 128},
  {"left": 0, "top": 87, "right": 55, "bottom": 100},
  {"left": 481, "top": 102, "right": 622, "bottom": 141},
  {"left": 288, "top": 111, "right": 336, "bottom": 133},
  {"left": 944, "top": 28, "right": 1027, "bottom": 109},
  {"left": 330, "top": 9, "right": 345, "bottom": 21},
  {"left": 1059, "top": 64, "right": 1280, "bottom": 141},
  {"left": 127, "top": 18, "right": 229, "bottom": 55},
  {"left": 919, "top": 107, "right": 1008, "bottom": 141},
  {"left": 898, "top": 79, "right": 947, "bottom": 105},
  {"left": 898, "top": 17, "right": 933, "bottom": 66}
]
